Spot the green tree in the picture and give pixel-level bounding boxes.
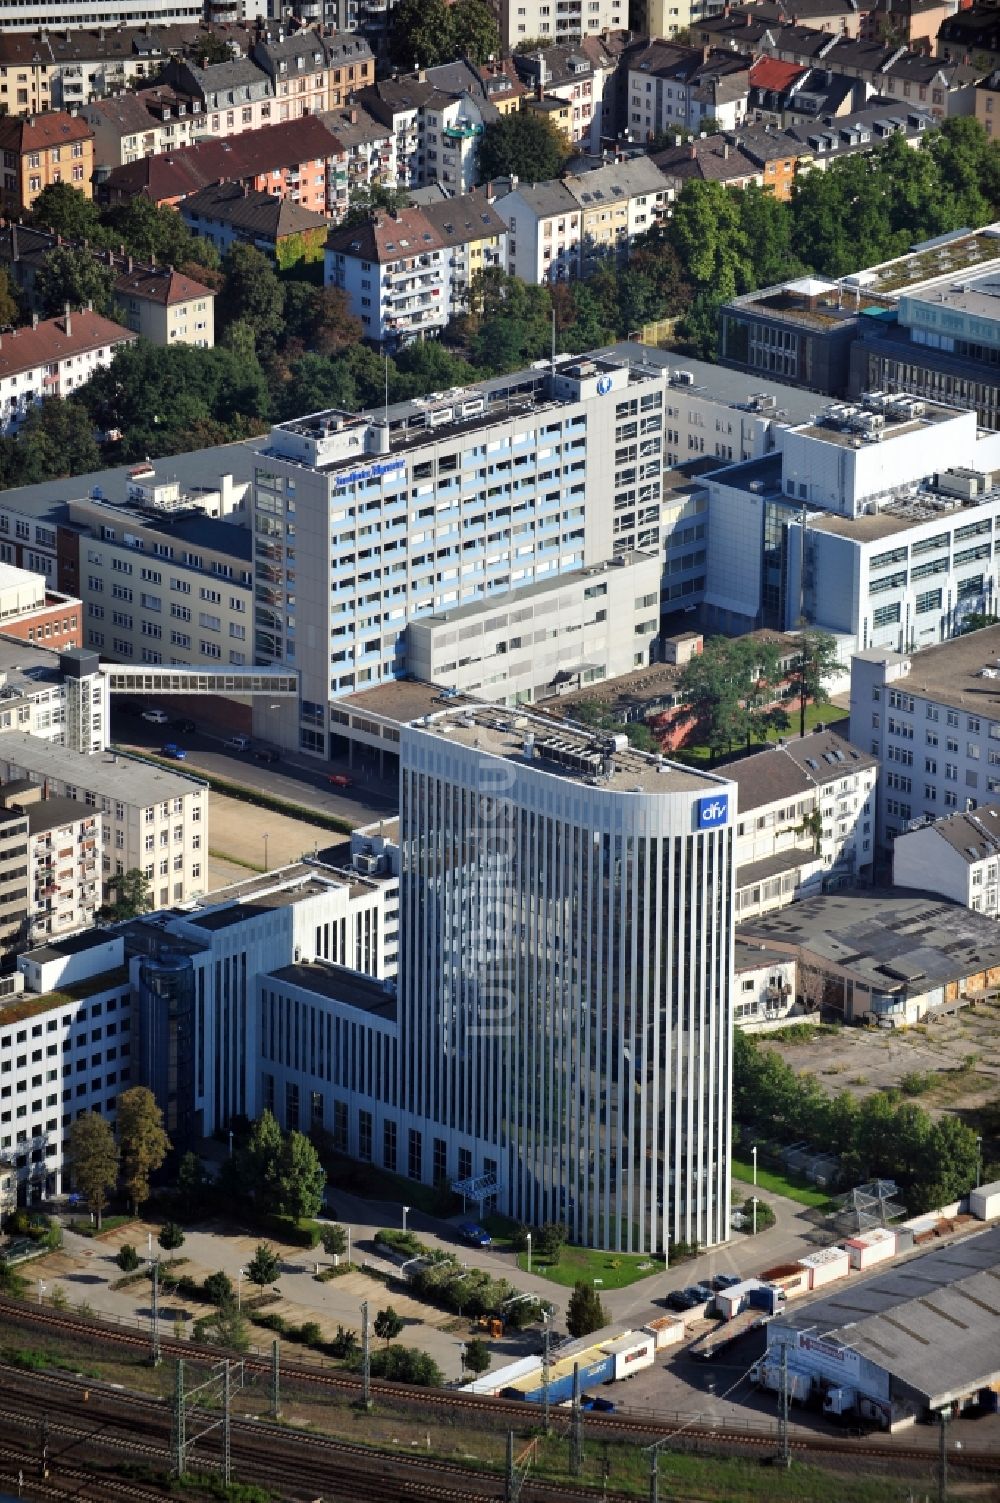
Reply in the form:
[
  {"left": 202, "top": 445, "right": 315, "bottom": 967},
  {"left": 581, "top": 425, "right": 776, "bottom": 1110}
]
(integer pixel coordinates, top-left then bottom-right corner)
[
  {"left": 0, "top": 398, "right": 101, "bottom": 489},
  {"left": 175, "top": 1151, "right": 211, "bottom": 1219},
  {"left": 389, "top": 0, "right": 456, "bottom": 67},
  {"left": 320, "top": 1223, "right": 348, "bottom": 1257},
  {"left": 197, "top": 1302, "right": 250, "bottom": 1352},
  {"left": 116, "top": 1243, "right": 141, "bottom": 1272},
  {"left": 339, "top": 182, "right": 412, "bottom": 230},
  {"left": 276, "top": 1129, "right": 326, "bottom": 1220},
  {"left": 35, "top": 246, "right": 116, "bottom": 318},
  {"left": 217, "top": 243, "right": 284, "bottom": 349},
  {"left": 566, "top": 1280, "right": 608, "bottom": 1339},
  {"left": 477, "top": 111, "right": 570, "bottom": 185},
  {"left": 204, "top": 1270, "right": 234, "bottom": 1306},
  {"left": 0, "top": 1257, "right": 28, "bottom": 1297},
  {"left": 100, "top": 867, "right": 152, "bottom": 922},
  {"left": 190, "top": 30, "right": 233, "bottom": 65},
  {"left": 450, "top": 0, "right": 501, "bottom": 63},
  {"left": 158, "top": 1221, "right": 185, "bottom": 1252},
  {"left": 463, "top": 1336, "right": 491, "bottom": 1375},
  {"left": 246, "top": 1242, "right": 281, "bottom": 1290},
  {"left": 788, "top": 628, "right": 840, "bottom": 738},
  {"left": 678, "top": 636, "right": 761, "bottom": 754},
  {"left": 373, "top": 1305, "right": 404, "bottom": 1345},
  {"left": 31, "top": 182, "right": 106, "bottom": 244},
  {"left": 0, "top": 268, "right": 18, "bottom": 329},
  {"left": 534, "top": 1222, "right": 567, "bottom": 1262},
  {"left": 66, "top": 1112, "right": 120, "bottom": 1230},
  {"left": 367, "top": 1345, "right": 443, "bottom": 1385},
  {"left": 279, "top": 282, "right": 361, "bottom": 356},
  {"left": 244, "top": 1109, "right": 284, "bottom": 1214},
  {"left": 116, "top": 1087, "right": 171, "bottom": 1215},
  {"left": 104, "top": 195, "right": 216, "bottom": 270}
]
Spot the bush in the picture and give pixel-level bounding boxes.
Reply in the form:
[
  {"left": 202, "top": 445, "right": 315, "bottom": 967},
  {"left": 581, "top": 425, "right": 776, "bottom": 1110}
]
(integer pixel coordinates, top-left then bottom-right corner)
[
  {"left": 203, "top": 1271, "right": 234, "bottom": 1307},
  {"left": 297, "top": 1320, "right": 323, "bottom": 1345},
  {"left": 375, "top": 1228, "right": 424, "bottom": 1257},
  {"left": 365, "top": 1344, "right": 443, "bottom": 1386},
  {"left": 158, "top": 1221, "right": 186, "bottom": 1251},
  {"left": 116, "top": 1244, "right": 141, "bottom": 1273},
  {"left": 267, "top": 1214, "right": 321, "bottom": 1249}
]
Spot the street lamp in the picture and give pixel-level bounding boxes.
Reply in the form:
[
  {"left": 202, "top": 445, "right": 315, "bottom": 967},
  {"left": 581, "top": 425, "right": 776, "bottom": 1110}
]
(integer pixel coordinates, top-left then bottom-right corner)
[
  {"left": 228, "top": 1129, "right": 234, "bottom": 1157},
  {"left": 976, "top": 1136, "right": 983, "bottom": 1189},
  {"left": 238, "top": 1266, "right": 246, "bottom": 1310},
  {"left": 37, "top": 1280, "right": 46, "bottom": 1306},
  {"left": 751, "top": 1196, "right": 759, "bottom": 1237},
  {"left": 752, "top": 1145, "right": 758, "bottom": 1187},
  {"left": 347, "top": 1225, "right": 352, "bottom": 1266},
  {"left": 147, "top": 1230, "right": 153, "bottom": 1259},
  {"left": 526, "top": 1231, "right": 532, "bottom": 1274},
  {"left": 402, "top": 1204, "right": 410, "bottom": 1235},
  {"left": 262, "top": 832, "right": 270, "bottom": 872}
]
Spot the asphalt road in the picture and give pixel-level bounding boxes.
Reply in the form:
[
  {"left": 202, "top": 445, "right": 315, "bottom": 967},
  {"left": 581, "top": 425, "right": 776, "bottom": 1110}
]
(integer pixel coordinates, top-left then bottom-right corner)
[{"left": 110, "top": 702, "right": 398, "bottom": 828}]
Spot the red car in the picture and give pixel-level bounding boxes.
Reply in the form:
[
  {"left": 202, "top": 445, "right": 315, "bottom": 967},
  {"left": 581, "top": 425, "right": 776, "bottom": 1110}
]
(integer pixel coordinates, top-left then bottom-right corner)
[{"left": 327, "top": 773, "right": 352, "bottom": 788}]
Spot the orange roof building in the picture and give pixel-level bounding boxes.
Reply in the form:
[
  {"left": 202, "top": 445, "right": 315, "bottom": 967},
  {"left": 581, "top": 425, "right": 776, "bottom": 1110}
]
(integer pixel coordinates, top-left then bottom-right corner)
[{"left": 0, "top": 111, "right": 95, "bottom": 218}]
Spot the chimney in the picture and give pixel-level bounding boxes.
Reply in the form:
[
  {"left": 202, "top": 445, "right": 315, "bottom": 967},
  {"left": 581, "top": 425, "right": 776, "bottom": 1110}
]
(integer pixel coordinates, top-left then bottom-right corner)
[
  {"left": 689, "top": 141, "right": 697, "bottom": 157},
  {"left": 127, "top": 255, "right": 133, "bottom": 272},
  {"left": 486, "top": 179, "right": 495, "bottom": 202},
  {"left": 417, "top": 68, "right": 426, "bottom": 82},
  {"left": 350, "top": 106, "right": 358, "bottom": 123},
  {"left": 63, "top": 302, "right": 72, "bottom": 336},
  {"left": 723, "top": 142, "right": 730, "bottom": 157},
  {"left": 31, "top": 311, "right": 39, "bottom": 329},
  {"left": 536, "top": 82, "right": 544, "bottom": 101}
]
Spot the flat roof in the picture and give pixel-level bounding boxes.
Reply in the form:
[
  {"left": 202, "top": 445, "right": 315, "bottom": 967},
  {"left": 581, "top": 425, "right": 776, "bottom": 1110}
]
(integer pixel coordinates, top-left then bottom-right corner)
[
  {"left": 0, "top": 966, "right": 130, "bottom": 1025},
  {"left": 411, "top": 552, "right": 657, "bottom": 628},
  {"left": 22, "top": 929, "right": 117, "bottom": 965},
  {"left": 337, "top": 679, "right": 477, "bottom": 727},
  {"left": 0, "top": 735, "right": 205, "bottom": 803},
  {"left": 734, "top": 939, "right": 795, "bottom": 971},
  {"left": 774, "top": 1224, "right": 1000, "bottom": 1407},
  {"left": 25, "top": 796, "right": 99, "bottom": 834},
  {"left": 267, "top": 961, "right": 396, "bottom": 1021},
  {"left": 415, "top": 703, "right": 723, "bottom": 796},
  {"left": 738, "top": 888, "right": 1000, "bottom": 994},
  {"left": 594, "top": 343, "right": 821, "bottom": 424},
  {"left": 187, "top": 877, "right": 337, "bottom": 932},
  {"left": 843, "top": 226, "right": 1000, "bottom": 298},
  {"left": 736, "top": 847, "right": 818, "bottom": 887},
  {"left": 879, "top": 623, "right": 1000, "bottom": 718}
]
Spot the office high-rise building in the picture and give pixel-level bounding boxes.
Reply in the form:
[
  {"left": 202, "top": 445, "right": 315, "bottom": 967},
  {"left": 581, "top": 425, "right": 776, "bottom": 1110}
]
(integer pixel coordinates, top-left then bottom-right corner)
[{"left": 398, "top": 704, "right": 736, "bottom": 1254}]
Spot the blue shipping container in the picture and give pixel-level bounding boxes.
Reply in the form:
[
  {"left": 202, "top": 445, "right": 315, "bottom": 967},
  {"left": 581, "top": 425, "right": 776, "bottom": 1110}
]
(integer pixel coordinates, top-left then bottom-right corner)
[{"left": 505, "top": 1353, "right": 615, "bottom": 1405}]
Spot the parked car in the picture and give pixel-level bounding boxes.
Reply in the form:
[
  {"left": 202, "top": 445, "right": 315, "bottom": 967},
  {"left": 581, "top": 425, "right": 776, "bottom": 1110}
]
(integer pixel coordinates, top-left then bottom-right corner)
[
  {"left": 173, "top": 718, "right": 196, "bottom": 734},
  {"left": 142, "top": 708, "right": 169, "bottom": 724},
  {"left": 712, "top": 1273, "right": 741, "bottom": 1291},
  {"left": 225, "top": 735, "right": 251, "bottom": 752},
  {"left": 684, "top": 1284, "right": 714, "bottom": 1305},
  {"left": 666, "top": 1290, "right": 697, "bottom": 1312},
  {"left": 328, "top": 772, "right": 352, "bottom": 788},
  {"left": 161, "top": 743, "right": 186, "bottom": 760},
  {"left": 255, "top": 748, "right": 280, "bottom": 763},
  {"left": 457, "top": 1222, "right": 491, "bottom": 1247}
]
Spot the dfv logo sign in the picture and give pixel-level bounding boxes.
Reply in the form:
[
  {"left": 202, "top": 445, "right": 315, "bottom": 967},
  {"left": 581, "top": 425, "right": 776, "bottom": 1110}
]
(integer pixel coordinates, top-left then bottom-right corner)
[{"left": 697, "top": 794, "right": 729, "bottom": 829}]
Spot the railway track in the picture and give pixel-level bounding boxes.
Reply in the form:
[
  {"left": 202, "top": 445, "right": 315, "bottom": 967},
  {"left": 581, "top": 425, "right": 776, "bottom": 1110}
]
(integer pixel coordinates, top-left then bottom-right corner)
[{"left": 2, "top": 1297, "right": 998, "bottom": 1478}]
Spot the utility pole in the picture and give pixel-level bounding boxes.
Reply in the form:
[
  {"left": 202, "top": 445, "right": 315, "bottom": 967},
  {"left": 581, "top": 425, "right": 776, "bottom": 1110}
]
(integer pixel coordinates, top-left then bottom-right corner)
[
  {"left": 542, "top": 1311, "right": 551, "bottom": 1438},
  {"left": 223, "top": 1361, "right": 232, "bottom": 1488},
  {"left": 649, "top": 1446, "right": 659, "bottom": 1503},
  {"left": 505, "top": 1430, "right": 516, "bottom": 1503},
  {"left": 778, "top": 1344, "right": 791, "bottom": 1469},
  {"left": 270, "top": 1338, "right": 280, "bottom": 1421},
  {"left": 938, "top": 1410, "right": 948, "bottom": 1503},
  {"left": 38, "top": 1417, "right": 48, "bottom": 1482},
  {"left": 361, "top": 1300, "right": 371, "bottom": 1411},
  {"left": 570, "top": 1362, "right": 584, "bottom": 1477},
  {"left": 150, "top": 1256, "right": 161, "bottom": 1367},
  {"left": 172, "top": 1360, "right": 186, "bottom": 1477}
]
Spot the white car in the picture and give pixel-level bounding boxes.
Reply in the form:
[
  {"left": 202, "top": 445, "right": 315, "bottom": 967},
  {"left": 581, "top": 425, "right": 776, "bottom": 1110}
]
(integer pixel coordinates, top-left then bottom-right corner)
[{"left": 142, "top": 709, "right": 169, "bottom": 724}]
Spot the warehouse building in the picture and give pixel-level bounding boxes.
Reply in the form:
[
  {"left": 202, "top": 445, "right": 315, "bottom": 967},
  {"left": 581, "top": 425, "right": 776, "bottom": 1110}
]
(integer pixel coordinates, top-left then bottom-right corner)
[{"left": 761, "top": 1223, "right": 1000, "bottom": 1426}]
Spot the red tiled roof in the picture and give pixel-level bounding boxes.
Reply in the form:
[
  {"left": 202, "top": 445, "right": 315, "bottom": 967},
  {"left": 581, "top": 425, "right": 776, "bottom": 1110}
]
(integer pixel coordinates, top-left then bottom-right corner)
[
  {"left": 0, "top": 111, "right": 93, "bottom": 156},
  {"left": 326, "top": 204, "right": 445, "bottom": 262},
  {"left": 113, "top": 266, "right": 214, "bottom": 306},
  {"left": 0, "top": 310, "right": 135, "bottom": 380},
  {"left": 103, "top": 114, "right": 337, "bottom": 202},
  {"left": 749, "top": 56, "right": 809, "bottom": 90}
]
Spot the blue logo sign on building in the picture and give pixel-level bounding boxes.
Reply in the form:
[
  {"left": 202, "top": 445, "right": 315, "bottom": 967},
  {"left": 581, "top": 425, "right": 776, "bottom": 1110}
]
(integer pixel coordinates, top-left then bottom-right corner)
[
  {"left": 697, "top": 794, "right": 729, "bottom": 829},
  {"left": 596, "top": 375, "right": 613, "bottom": 395}
]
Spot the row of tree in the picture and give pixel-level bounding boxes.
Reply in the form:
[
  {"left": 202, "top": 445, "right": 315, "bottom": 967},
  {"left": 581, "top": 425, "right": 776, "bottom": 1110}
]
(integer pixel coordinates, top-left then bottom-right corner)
[
  {"left": 677, "top": 629, "right": 841, "bottom": 755},
  {"left": 67, "top": 1087, "right": 170, "bottom": 1227},
  {"left": 734, "top": 1031, "right": 983, "bottom": 1213}
]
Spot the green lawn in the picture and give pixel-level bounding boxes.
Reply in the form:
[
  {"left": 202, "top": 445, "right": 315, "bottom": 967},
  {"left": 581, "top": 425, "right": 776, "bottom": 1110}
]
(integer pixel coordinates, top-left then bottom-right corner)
[
  {"left": 672, "top": 705, "right": 848, "bottom": 768},
  {"left": 515, "top": 1243, "right": 663, "bottom": 1291},
  {"left": 731, "top": 1158, "right": 835, "bottom": 1211}
]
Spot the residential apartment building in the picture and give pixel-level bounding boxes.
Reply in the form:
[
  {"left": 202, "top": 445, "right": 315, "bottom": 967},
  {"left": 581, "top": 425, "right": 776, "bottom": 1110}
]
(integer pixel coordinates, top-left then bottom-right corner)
[
  {"left": 0, "top": 733, "right": 208, "bottom": 907},
  {"left": 850, "top": 625, "right": 1000, "bottom": 851},
  {"left": 0, "top": 562, "right": 80, "bottom": 653},
  {"left": 734, "top": 940, "right": 798, "bottom": 1030},
  {"left": 0, "top": 226, "right": 216, "bottom": 351},
  {"left": 515, "top": 45, "right": 612, "bottom": 152},
  {"left": 352, "top": 79, "right": 493, "bottom": 195},
  {"left": 159, "top": 55, "right": 280, "bottom": 138},
  {"left": 0, "top": 931, "right": 133, "bottom": 1207},
  {"left": 495, "top": 180, "right": 582, "bottom": 285},
  {"left": 0, "top": 23, "right": 190, "bottom": 103},
  {"left": 178, "top": 182, "right": 329, "bottom": 267},
  {"left": 0, "top": 310, "right": 137, "bottom": 436},
  {"left": 82, "top": 89, "right": 210, "bottom": 171},
  {"left": 893, "top": 804, "right": 1000, "bottom": 916},
  {"left": 250, "top": 26, "right": 374, "bottom": 117},
  {"left": 563, "top": 157, "right": 671, "bottom": 273},
  {"left": 498, "top": 0, "right": 625, "bottom": 48},
  {"left": 319, "top": 105, "right": 393, "bottom": 220},
  {"left": 626, "top": 41, "right": 752, "bottom": 138},
  {"left": 404, "top": 552, "right": 662, "bottom": 702},
  {"left": 411, "top": 191, "right": 507, "bottom": 315},
  {"left": 0, "top": 805, "right": 29, "bottom": 958},
  {"left": 0, "top": 111, "right": 94, "bottom": 220},
  {"left": 101, "top": 115, "right": 337, "bottom": 214},
  {"left": 10, "top": 789, "right": 103, "bottom": 947},
  {"left": 324, "top": 205, "right": 450, "bottom": 346},
  {"left": 727, "top": 729, "right": 878, "bottom": 920}
]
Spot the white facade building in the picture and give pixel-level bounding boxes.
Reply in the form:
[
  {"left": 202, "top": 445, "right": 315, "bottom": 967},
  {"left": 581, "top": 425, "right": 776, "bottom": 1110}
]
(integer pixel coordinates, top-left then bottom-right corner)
[
  {"left": 0, "top": 734, "right": 207, "bottom": 909},
  {"left": 728, "top": 729, "right": 878, "bottom": 920},
  {"left": 498, "top": 0, "right": 624, "bottom": 47},
  {"left": 734, "top": 941, "right": 798, "bottom": 1030},
  {"left": 496, "top": 180, "right": 582, "bottom": 286},
  {"left": 0, "top": 310, "right": 136, "bottom": 435},
  {"left": 0, "top": 1, "right": 201, "bottom": 33},
  {"left": 850, "top": 624, "right": 1000, "bottom": 852},
  {"left": 404, "top": 553, "right": 662, "bottom": 704},
  {"left": 21, "top": 795, "right": 103, "bottom": 946},
  {"left": 396, "top": 703, "right": 736, "bottom": 1252},
  {"left": 893, "top": 804, "right": 1000, "bottom": 915}
]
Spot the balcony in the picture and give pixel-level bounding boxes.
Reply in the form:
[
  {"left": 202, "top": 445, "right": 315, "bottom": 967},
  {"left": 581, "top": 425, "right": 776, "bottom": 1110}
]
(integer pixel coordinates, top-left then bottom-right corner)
[{"left": 443, "top": 122, "right": 483, "bottom": 141}]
